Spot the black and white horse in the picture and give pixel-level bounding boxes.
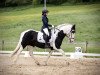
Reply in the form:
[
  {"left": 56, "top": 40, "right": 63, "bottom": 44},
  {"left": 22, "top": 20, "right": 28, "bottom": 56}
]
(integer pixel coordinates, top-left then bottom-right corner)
[{"left": 10, "top": 23, "right": 76, "bottom": 65}]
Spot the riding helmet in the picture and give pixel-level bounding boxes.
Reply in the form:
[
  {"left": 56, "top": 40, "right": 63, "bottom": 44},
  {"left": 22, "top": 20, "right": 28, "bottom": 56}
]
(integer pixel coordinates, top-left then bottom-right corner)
[{"left": 42, "top": 9, "right": 49, "bottom": 14}]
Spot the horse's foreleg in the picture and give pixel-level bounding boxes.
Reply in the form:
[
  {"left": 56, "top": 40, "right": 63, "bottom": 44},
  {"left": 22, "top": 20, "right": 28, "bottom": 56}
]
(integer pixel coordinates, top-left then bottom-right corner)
[
  {"left": 13, "top": 46, "right": 23, "bottom": 63},
  {"left": 52, "top": 42, "right": 66, "bottom": 57},
  {"left": 58, "top": 49, "right": 69, "bottom": 65},
  {"left": 29, "top": 47, "right": 40, "bottom": 65},
  {"left": 45, "top": 50, "right": 53, "bottom": 66},
  {"left": 58, "top": 49, "right": 66, "bottom": 57}
]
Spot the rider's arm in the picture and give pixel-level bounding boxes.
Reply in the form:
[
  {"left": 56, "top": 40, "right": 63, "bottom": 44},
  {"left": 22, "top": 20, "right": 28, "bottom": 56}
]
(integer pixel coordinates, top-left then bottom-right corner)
[{"left": 48, "top": 24, "right": 52, "bottom": 27}]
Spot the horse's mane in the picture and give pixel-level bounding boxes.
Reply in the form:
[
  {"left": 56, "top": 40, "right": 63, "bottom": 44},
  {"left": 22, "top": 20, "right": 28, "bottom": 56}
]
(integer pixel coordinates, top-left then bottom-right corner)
[
  {"left": 56, "top": 24, "right": 66, "bottom": 29},
  {"left": 56, "top": 23, "right": 73, "bottom": 29}
]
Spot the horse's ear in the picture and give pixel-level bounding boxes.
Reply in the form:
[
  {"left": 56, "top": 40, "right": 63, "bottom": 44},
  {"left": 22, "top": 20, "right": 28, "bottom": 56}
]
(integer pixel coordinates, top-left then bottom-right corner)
[
  {"left": 71, "top": 24, "right": 76, "bottom": 33},
  {"left": 72, "top": 24, "right": 75, "bottom": 30}
]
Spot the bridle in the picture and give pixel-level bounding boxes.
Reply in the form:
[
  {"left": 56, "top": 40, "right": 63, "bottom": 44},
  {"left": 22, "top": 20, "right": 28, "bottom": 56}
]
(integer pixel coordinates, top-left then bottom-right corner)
[{"left": 66, "top": 30, "right": 75, "bottom": 42}]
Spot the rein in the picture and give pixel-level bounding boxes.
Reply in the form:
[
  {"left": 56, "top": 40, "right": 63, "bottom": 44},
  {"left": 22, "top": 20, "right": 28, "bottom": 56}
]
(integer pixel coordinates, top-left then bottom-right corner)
[
  {"left": 54, "top": 26, "right": 60, "bottom": 33},
  {"left": 50, "top": 26, "right": 60, "bottom": 33}
]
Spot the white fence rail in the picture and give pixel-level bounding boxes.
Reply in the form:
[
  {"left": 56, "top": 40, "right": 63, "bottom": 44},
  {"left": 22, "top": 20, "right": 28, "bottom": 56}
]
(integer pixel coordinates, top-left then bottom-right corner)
[
  {"left": 0, "top": 51, "right": 100, "bottom": 58},
  {"left": 0, "top": 41, "right": 100, "bottom": 53}
]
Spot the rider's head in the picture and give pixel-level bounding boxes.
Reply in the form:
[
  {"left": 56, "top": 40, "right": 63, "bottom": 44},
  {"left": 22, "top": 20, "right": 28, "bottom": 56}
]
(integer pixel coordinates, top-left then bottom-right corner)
[{"left": 42, "top": 9, "right": 49, "bottom": 15}]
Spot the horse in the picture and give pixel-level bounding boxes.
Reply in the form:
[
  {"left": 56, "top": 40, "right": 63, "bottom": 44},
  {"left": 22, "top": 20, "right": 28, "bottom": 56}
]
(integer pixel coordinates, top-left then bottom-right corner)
[{"left": 10, "top": 23, "right": 76, "bottom": 65}]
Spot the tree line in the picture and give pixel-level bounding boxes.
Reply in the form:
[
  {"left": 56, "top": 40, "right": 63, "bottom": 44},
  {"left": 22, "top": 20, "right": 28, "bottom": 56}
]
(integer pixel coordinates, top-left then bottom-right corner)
[{"left": 0, "top": 0, "right": 100, "bottom": 7}]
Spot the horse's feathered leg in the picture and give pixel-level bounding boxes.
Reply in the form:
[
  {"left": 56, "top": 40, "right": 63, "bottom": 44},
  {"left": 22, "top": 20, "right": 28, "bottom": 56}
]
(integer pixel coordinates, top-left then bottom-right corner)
[
  {"left": 10, "top": 32, "right": 23, "bottom": 57},
  {"left": 29, "top": 46, "right": 40, "bottom": 65},
  {"left": 10, "top": 42, "right": 21, "bottom": 57},
  {"left": 13, "top": 45, "right": 23, "bottom": 63},
  {"left": 58, "top": 49, "right": 66, "bottom": 57},
  {"left": 45, "top": 50, "right": 53, "bottom": 66},
  {"left": 58, "top": 49, "right": 70, "bottom": 65},
  {"left": 52, "top": 42, "right": 66, "bottom": 57}
]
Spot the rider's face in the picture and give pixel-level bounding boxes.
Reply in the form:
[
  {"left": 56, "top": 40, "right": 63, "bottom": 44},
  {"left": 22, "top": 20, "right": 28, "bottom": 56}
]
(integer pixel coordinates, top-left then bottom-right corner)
[
  {"left": 44, "top": 13, "right": 48, "bottom": 15},
  {"left": 43, "top": 12, "right": 48, "bottom": 16},
  {"left": 46, "top": 12, "right": 48, "bottom": 15}
]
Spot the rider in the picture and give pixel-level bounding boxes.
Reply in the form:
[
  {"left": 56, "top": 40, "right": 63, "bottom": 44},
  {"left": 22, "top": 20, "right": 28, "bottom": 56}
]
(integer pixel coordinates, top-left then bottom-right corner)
[{"left": 41, "top": 9, "right": 52, "bottom": 48}]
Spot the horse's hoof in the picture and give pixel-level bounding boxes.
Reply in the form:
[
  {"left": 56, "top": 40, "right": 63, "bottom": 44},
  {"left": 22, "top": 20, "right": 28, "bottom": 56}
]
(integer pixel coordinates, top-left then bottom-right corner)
[
  {"left": 44, "top": 62, "right": 47, "bottom": 66},
  {"left": 36, "top": 62, "right": 40, "bottom": 65},
  {"left": 44, "top": 64, "right": 47, "bottom": 66},
  {"left": 66, "top": 62, "right": 70, "bottom": 66},
  {"left": 37, "top": 63, "right": 40, "bottom": 65},
  {"left": 42, "top": 63, "right": 47, "bottom": 66}
]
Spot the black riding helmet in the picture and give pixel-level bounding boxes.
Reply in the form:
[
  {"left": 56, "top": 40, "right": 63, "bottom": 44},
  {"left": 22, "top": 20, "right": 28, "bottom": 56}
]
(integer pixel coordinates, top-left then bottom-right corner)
[{"left": 42, "top": 9, "right": 49, "bottom": 15}]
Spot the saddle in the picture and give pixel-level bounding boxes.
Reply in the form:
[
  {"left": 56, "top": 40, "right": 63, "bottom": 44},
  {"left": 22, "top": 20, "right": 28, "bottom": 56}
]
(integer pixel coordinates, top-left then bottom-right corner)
[{"left": 37, "top": 28, "right": 51, "bottom": 43}]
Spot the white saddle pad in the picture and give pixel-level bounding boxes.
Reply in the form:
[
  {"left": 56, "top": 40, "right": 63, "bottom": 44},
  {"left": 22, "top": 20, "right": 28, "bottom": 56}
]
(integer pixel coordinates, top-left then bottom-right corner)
[{"left": 37, "top": 31, "right": 45, "bottom": 43}]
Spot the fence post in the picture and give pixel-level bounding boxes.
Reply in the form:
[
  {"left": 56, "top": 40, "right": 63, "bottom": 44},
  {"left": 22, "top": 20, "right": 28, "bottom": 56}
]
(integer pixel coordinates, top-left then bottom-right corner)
[
  {"left": 85, "top": 41, "right": 88, "bottom": 53},
  {"left": 1, "top": 40, "right": 4, "bottom": 50}
]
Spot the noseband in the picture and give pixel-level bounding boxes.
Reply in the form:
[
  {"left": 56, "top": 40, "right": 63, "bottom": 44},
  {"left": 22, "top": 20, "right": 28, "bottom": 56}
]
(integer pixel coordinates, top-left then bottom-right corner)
[{"left": 66, "top": 30, "right": 75, "bottom": 40}]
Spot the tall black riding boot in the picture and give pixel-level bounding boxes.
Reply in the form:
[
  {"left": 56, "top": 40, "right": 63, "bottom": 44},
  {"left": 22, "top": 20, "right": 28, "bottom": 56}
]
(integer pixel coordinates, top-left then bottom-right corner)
[{"left": 45, "top": 35, "right": 50, "bottom": 48}]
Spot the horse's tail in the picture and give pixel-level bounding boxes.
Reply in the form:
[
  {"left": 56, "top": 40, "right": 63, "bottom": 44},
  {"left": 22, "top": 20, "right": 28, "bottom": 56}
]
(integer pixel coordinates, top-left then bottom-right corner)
[{"left": 10, "top": 32, "right": 23, "bottom": 57}]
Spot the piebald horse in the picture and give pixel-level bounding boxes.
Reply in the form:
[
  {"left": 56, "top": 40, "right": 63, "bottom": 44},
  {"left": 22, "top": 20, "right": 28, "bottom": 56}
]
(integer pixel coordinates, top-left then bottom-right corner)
[{"left": 10, "top": 23, "right": 76, "bottom": 65}]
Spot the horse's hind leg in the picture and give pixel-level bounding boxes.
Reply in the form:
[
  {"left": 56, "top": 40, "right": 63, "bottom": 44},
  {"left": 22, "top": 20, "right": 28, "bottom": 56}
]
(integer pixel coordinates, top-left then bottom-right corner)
[
  {"left": 13, "top": 45, "right": 23, "bottom": 63},
  {"left": 29, "top": 46, "right": 40, "bottom": 65},
  {"left": 10, "top": 40, "right": 21, "bottom": 57},
  {"left": 45, "top": 50, "right": 53, "bottom": 66}
]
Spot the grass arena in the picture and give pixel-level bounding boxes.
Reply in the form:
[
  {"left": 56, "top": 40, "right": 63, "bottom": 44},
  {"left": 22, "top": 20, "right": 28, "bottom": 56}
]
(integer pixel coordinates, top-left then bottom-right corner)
[{"left": 0, "top": 53, "right": 100, "bottom": 75}]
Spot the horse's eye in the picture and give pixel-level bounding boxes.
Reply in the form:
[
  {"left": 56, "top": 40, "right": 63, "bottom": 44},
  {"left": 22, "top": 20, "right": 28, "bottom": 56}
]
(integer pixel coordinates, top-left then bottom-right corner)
[{"left": 71, "top": 30, "right": 75, "bottom": 33}]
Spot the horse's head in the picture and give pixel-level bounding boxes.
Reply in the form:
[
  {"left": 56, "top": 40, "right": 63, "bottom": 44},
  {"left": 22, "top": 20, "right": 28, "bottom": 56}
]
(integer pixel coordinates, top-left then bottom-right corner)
[
  {"left": 67, "top": 24, "right": 75, "bottom": 43},
  {"left": 57, "top": 24, "right": 76, "bottom": 43}
]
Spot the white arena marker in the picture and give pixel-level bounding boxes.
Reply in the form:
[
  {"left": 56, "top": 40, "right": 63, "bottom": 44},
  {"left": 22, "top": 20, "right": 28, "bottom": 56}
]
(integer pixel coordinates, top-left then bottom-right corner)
[
  {"left": 70, "top": 47, "right": 83, "bottom": 59},
  {"left": 24, "top": 51, "right": 30, "bottom": 57}
]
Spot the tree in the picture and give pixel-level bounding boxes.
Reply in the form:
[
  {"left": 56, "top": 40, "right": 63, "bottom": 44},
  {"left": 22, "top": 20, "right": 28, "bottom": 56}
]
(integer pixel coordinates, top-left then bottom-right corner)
[{"left": 0, "top": 0, "right": 33, "bottom": 7}]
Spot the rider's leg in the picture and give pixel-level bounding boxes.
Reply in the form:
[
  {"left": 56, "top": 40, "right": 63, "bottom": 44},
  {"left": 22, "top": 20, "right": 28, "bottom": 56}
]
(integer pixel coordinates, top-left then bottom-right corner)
[
  {"left": 44, "top": 34, "right": 50, "bottom": 48},
  {"left": 43, "top": 28, "right": 50, "bottom": 48}
]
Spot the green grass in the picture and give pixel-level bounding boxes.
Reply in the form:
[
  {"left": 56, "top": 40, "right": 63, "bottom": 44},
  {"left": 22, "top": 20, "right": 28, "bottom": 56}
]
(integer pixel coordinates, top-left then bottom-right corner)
[{"left": 0, "top": 4, "right": 100, "bottom": 53}]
